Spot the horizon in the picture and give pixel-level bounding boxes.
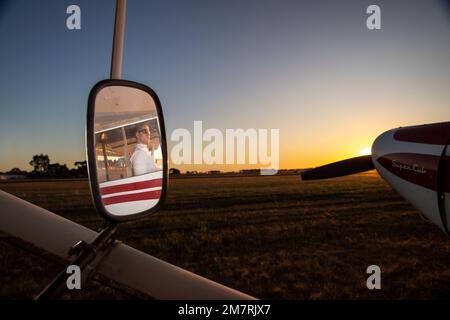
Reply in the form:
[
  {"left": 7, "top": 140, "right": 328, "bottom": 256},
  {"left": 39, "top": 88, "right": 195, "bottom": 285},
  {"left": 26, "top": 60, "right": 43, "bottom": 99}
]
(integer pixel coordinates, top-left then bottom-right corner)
[{"left": 1, "top": 1, "right": 449, "bottom": 173}]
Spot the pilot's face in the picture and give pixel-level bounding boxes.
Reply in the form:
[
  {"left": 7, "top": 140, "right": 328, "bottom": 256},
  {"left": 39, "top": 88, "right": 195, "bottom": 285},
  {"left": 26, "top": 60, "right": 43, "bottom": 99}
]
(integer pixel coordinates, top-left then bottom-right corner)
[{"left": 136, "top": 126, "right": 151, "bottom": 145}]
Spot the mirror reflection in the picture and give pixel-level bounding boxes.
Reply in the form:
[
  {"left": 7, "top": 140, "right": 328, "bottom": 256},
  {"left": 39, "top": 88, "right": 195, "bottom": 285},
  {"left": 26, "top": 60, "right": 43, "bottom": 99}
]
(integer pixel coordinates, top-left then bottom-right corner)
[{"left": 94, "top": 86, "right": 163, "bottom": 217}]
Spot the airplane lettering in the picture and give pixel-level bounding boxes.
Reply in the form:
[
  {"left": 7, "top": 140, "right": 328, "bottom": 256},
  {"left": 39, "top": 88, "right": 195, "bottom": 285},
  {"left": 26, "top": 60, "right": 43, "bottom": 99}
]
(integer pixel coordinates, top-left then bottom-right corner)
[{"left": 391, "top": 160, "right": 426, "bottom": 174}]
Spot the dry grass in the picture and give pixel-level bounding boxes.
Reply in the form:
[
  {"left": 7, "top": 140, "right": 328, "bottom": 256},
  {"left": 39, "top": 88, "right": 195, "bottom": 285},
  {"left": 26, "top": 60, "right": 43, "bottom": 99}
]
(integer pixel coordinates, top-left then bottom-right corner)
[{"left": 1, "top": 172, "right": 450, "bottom": 299}]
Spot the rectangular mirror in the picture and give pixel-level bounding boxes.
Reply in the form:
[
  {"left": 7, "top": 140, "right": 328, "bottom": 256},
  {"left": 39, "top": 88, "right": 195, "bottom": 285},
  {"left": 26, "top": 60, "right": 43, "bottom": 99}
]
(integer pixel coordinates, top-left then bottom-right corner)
[{"left": 87, "top": 80, "right": 167, "bottom": 222}]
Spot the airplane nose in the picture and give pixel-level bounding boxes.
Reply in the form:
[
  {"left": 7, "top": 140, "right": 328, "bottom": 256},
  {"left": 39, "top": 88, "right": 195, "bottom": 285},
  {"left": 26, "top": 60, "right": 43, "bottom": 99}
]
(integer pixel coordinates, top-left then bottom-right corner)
[
  {"left": 371, "top": 127, "right": 396, "bottom": 164},
  {"left": 371, "top": 122, "right": 450, "bottom": 234}
]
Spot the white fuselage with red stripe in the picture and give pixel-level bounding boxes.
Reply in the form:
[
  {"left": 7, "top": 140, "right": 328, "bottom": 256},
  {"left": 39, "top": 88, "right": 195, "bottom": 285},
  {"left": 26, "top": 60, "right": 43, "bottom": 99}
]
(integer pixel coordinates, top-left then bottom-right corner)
[
  {"left": 99, "top": 171, "right": 163, "bottom": 216},
  {"left": 371, "top": 122, "right": 450, "bottom": 233}
]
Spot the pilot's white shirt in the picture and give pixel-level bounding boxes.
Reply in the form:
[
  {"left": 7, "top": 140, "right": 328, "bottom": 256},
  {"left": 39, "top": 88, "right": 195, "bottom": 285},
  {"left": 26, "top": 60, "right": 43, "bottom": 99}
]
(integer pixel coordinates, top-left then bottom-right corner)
[{"left": 130, "top": 144, "right": 159, "bottom": 176}]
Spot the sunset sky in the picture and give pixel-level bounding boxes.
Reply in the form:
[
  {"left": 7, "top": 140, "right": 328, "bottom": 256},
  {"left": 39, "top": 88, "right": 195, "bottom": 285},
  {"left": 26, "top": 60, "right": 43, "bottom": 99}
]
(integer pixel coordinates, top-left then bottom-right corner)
[{"left": 0, "top": 0, "right": 449, "bottom": 173}]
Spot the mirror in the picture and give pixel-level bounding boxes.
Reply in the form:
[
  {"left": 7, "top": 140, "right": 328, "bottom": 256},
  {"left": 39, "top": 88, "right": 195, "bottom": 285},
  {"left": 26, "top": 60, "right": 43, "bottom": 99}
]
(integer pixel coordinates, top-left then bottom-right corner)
[{"left": 87, "top": 80, "right": 167, "bottom": 222}]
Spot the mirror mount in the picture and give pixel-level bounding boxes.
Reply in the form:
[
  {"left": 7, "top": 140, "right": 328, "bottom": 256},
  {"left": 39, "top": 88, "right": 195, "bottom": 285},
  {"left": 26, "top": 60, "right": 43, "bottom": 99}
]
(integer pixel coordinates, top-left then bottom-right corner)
[{"left": 35, "top": 222, "right": 118, "bottom": 300}]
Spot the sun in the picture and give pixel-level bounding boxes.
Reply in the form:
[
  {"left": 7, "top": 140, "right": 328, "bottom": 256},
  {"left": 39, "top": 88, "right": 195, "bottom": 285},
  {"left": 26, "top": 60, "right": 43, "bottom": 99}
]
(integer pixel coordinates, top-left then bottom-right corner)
[{"left": 359, "top": 147, "right": 372, "bottom": 156}]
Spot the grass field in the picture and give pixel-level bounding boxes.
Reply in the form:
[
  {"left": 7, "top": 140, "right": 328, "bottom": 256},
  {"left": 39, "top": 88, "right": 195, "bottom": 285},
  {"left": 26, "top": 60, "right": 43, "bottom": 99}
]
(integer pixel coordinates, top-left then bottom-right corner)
[{"left": 1, "top": 172, "right": 450, "bottom": 299}]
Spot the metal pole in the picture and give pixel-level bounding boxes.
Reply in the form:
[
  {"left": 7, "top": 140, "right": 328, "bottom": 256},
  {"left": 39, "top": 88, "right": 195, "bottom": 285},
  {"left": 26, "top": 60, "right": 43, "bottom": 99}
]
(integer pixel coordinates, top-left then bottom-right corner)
[{"left": 110, "top": 0, "right": 127, "bottom": 79}]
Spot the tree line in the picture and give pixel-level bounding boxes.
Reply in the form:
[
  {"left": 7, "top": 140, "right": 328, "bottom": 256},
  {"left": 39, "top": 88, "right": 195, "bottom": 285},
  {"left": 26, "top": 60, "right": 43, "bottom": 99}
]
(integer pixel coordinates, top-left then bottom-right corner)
[{"left": 1, "top": 154, "right": 88, "bottom": 179}]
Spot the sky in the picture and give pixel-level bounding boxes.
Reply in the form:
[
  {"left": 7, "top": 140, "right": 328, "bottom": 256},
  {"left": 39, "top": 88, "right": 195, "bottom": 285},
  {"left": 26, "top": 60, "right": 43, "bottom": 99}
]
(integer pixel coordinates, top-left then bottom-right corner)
[{"left": 0, "top": 0, "right": 449, "bottom": 172}]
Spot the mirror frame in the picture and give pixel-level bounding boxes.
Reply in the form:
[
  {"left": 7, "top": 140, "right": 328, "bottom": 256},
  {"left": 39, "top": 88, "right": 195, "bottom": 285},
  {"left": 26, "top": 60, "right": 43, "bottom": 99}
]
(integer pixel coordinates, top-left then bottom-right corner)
[{"left": 86, "top": 79, "right": 168, "bottom": 222}]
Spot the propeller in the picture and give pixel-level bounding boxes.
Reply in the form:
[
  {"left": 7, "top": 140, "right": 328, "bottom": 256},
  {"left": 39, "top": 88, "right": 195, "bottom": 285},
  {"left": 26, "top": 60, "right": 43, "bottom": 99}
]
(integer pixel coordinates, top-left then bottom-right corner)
[{"left": 300, "top": 155, "right": 374, "bottom": 181}]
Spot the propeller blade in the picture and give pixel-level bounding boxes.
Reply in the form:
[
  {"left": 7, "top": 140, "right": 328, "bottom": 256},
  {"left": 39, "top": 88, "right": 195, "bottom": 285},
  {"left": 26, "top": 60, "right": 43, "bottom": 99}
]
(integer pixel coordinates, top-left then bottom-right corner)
[{"left": 300, "top": 155, "right": 374, "bottom": 181}]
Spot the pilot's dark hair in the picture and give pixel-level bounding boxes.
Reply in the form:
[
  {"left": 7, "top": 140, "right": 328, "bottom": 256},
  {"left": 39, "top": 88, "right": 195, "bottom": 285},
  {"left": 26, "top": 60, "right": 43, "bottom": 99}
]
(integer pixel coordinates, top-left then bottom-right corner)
[{"left": 135, "top": 123, "right": 150, "bottom": 135}]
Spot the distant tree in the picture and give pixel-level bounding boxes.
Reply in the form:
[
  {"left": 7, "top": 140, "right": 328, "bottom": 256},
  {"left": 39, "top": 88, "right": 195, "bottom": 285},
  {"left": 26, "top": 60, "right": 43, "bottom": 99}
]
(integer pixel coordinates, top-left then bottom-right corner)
[
  {"left": 7, "top": 168, "right": 27, "bottom": 175},
  {"left": 48, "top": 163, "right": 69, "bottom": 178},
  {"left": 169, "top": 168, "right": 181, "bottom": 175},
  {"left": 74, "top": 160, "right": 88, "bottom": 177},
  {"left": 29, "top": 154, "right": 50, "bottom": 173},
  {"left": 74, "top": 160, "right": 86, "bottom": 168}
]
